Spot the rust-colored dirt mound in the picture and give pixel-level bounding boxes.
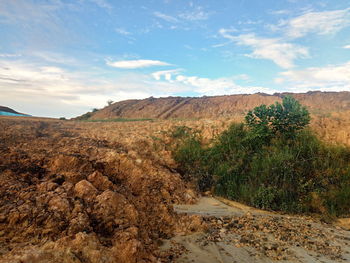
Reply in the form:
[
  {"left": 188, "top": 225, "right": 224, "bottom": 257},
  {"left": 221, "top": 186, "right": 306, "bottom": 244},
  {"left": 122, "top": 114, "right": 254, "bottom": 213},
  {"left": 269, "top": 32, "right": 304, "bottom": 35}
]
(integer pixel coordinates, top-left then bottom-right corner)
[
  {"left": 79, "top": 91, "right": 350, "bottom": 120},
  {"left": 0, "top": 118, "right": 201, "bottom": 263},
  {"left": 1, "top": 109, "right": 350, "bottom": 262}
]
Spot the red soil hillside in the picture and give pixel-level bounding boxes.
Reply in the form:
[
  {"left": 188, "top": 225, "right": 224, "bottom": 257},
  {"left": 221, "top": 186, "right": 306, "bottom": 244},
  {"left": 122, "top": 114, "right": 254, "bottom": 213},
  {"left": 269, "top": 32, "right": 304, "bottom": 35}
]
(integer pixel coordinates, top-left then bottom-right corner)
[{"left": 77, "top": 91, "right": 350, "bottom": 120}]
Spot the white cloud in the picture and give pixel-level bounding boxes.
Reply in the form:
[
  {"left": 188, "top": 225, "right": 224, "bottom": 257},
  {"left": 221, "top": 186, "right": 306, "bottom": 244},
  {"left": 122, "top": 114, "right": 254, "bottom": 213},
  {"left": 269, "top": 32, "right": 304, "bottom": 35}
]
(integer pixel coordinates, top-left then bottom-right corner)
[
  {"left": 40, "top": 66, "right": 65, "bottom": 74},
  {"left": 151, "top": 69, "right": 265, "bottom": 95},
  {"left": 174, "top": 74, "right": 274, "bottom": 95},
  {"left": 219, "top": 30, "right": 308, "bottom": 68},
  {"left": 151, "top": 69, "right": 269, "bottom": 95},
  {"left": 153, "top": 12, "right": 179, "bottom": 23},
  {"left": 217, "top": 8, "right": 350, "bottom": 69},
  {"left": 0, "top": 53, "right": 22, "bottom": 58},
  {"left": 151, "top": 69, "right": 183, "bottom": 81},
  {"left": 283, "top": 8, "right": 350, "bottom": 38},
  {"left": 0, "top": 56, "right": 279, "bottom": 118},
  {"left": 30, "top": 51, "right": 79, "bottom": 65},
  {"left": 0, "top": 1, "right": 80, "bottom": 48},
  {"left": 344, "top": 45, "right": 350, "bottom": 49},
  {"left": 0, "top": 59, "right": 86, "bottom": 117},
  {"left": 106, "top": 59, "right": 170, "bottom": 69},
  {"left": 178, "top": 6, "right": 210, "bottom": 21},
  {"left": 88, "top": 0, "right": 112, "bottom": 10},
  {"left": 151, "top": 70, "right": 275, "bottom": 96},
  {"left": 153, "top": 5, "right": 211, "bottom": 29},
  {"left": 275, "top": 61, "right": 350, "bottom": 91},
  {"left": 115, "top": 28, "right": 131, "bottom": 36},
  {"left": 0, "top": 58, "right": 154, "bottom": 117},
  {"left": 269, "top": 9, "right": 290, "bottom": 15},
  {"left": 0, "top": 0, "right": 63, "bottom": 23},
  {"left": 0, "top": 58, "right": 185, "bottom": 117}
]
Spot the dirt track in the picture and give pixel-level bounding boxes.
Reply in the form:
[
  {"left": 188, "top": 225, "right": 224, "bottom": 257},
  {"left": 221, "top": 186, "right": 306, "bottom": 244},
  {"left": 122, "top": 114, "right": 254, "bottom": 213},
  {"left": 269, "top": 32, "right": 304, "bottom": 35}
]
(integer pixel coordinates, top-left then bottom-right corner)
[{"left": 168, "top": 197, "right": 350, "bottom": 263}]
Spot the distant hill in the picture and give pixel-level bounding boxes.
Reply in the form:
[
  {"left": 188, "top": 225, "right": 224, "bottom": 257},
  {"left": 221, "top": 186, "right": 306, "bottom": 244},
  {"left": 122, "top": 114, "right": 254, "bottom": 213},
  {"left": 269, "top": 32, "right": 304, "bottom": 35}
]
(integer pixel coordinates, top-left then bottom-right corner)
[
  {"left": 75, "top": 91, "right": 350, "bottom": 120},
  {"left": 0, "top": 106, "right": 29, "bottom": 117}
]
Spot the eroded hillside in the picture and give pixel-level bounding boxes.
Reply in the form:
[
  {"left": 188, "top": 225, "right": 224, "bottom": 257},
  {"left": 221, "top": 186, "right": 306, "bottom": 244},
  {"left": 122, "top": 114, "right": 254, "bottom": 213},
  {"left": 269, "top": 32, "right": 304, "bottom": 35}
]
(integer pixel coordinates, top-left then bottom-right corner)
[{"left": 81, "top": 91, "right": 350, "bottom": 120}]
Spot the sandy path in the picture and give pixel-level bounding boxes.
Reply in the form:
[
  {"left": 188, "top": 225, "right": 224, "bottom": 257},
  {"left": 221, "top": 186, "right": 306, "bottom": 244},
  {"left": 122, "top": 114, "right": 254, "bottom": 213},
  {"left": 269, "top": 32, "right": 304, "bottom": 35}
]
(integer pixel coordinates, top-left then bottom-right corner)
[
  {"left": 162, "top": 197, "right": 350, "bottom": 263},
  {"left": 174, "top": 196, "right": 273, "bottom": 217}
]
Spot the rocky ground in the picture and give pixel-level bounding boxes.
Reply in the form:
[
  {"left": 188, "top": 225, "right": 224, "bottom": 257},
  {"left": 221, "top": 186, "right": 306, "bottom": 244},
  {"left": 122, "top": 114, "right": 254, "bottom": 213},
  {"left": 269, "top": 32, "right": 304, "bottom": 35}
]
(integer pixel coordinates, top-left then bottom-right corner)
[
  {"left": 0, "top": 117, "right": 202, "bottom": 263},
  {"left": 1, "top": 116, "right": 350, "bottom": 263},
  {"left": 168, "top": 197, "right": 350, "bottom": 263}
]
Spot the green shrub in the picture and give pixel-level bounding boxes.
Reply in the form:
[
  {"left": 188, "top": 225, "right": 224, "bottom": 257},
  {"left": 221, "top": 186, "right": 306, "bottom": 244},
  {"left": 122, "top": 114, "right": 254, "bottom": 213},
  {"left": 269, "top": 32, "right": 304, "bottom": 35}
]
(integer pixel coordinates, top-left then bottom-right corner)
[
  {"left": 171, "top": 98, "right": 350, "bottom": 216},
  {"left": 245, "top": 96, "right": 310, "bottom": 140}
]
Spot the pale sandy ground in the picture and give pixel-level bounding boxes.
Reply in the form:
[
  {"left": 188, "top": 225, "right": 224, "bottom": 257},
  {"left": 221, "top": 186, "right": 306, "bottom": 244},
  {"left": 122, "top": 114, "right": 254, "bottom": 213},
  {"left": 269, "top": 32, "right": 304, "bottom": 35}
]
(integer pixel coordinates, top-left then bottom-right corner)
[{"left": 162, "top": 197, "right": 350, "bottom": 263}]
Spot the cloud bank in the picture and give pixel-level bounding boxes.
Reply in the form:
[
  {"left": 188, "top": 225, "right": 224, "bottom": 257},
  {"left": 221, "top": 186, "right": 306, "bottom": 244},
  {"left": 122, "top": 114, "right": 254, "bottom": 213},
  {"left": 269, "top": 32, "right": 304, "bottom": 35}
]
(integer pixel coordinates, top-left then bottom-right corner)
[
  {"left": 275, "top": 61, "right": 350, "bottom": 91},
  {"left": 219, "top": 30, "right": 308, "bottom": 69}
]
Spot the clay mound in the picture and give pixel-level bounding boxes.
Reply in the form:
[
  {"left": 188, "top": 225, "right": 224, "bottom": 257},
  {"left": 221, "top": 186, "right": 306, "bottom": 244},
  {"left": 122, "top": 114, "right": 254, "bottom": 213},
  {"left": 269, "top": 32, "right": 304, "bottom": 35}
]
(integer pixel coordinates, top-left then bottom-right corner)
[
  {"left": 0, "top": 118, "right": 200, "bottom": 263},
  {"left": 77, "top": 91, "right": 350, "bottom": 120}
]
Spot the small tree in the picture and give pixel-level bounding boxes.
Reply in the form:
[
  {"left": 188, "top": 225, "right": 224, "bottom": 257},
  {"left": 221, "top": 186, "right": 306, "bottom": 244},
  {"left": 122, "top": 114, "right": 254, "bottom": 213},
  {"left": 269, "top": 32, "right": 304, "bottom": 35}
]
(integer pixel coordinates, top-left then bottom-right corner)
[
  {"left": 107, "top": 100, "right": 114, "bottom": 106},
  {"left": 245, "top": 96, "right": 310, "bottom": 139}
]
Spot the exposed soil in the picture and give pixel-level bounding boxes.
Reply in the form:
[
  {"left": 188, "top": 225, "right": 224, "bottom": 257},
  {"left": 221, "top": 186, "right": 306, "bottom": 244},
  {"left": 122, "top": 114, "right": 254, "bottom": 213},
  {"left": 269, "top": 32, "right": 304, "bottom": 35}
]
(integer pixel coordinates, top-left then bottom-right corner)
[
  {"left": 167, "top": 197, "right": 350, "bottom": 263},
  {"left": 76, "top": 91, "right": 350, "bottom": 146},
  {"left": 81, "top": 91, "right": 350, "bottom": 121},
  {"left": 1, "top": 116, "right": 350, "bottom": 263},
  {"left": 0, "top": 117, "right": 201, "bottom": 263}
]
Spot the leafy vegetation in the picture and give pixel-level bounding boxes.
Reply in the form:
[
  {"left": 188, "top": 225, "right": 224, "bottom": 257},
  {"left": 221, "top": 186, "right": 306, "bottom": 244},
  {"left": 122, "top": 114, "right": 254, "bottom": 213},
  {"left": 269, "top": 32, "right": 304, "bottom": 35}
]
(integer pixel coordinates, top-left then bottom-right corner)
[
  {"left": 171, "top": 96, "right": 350, "bottom": 216},
  {"left": 245, "top": 95, "right": 310, "bottom": 139}
]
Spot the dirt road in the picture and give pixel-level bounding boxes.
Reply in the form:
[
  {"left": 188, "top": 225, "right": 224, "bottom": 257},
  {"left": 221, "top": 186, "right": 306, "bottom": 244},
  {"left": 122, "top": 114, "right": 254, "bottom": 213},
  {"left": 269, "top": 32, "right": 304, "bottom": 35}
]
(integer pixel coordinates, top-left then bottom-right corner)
[{"left": 163, "top": 197, "right": 350, "bottom": 263}]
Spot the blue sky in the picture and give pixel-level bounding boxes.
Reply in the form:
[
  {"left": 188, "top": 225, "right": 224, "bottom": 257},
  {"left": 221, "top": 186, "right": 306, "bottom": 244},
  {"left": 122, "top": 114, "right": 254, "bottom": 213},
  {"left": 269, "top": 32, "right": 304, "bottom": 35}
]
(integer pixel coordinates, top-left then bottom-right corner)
[{"left": 0, "top": 0, "right": 350, "bottom": 117}]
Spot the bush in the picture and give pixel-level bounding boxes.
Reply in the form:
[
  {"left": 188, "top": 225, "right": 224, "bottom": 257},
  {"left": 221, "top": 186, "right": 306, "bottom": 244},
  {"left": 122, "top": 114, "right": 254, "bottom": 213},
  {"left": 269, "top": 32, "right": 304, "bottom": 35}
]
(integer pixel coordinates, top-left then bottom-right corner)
[
  {"left": 245, "top": 96, "right": 310, "bottom": 140},
  {"left": 172, "top": 99, "right": 350, "bottom": 216},
  {"left": 170, "top": 126, "right": 213, "bottom": 190}
]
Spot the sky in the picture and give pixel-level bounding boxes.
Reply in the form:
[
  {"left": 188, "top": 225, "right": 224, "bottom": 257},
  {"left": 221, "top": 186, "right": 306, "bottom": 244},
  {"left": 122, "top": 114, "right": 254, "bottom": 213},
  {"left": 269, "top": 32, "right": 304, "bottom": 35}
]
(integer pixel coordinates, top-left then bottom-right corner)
[{"left": 0, "top": 0, "right": 350, "bottom": 118}]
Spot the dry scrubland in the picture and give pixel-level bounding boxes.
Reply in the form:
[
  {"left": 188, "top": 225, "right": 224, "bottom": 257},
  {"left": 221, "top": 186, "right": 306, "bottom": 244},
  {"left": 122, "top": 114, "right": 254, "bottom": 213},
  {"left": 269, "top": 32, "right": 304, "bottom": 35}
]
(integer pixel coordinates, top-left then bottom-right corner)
[{"left": 0, "top": 114, "right": 350, "bottom": 262}]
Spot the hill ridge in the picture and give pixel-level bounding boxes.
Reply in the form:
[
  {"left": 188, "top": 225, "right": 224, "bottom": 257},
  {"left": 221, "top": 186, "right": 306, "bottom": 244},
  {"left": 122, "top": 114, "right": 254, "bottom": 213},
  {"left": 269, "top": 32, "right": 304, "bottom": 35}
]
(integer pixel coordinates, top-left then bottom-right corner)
[
  {"left": 75, "top": 91, "right": 350, "bottom": 120},
  {"left": 0, "top": 106, "right": 20, "bottom": 114}
]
